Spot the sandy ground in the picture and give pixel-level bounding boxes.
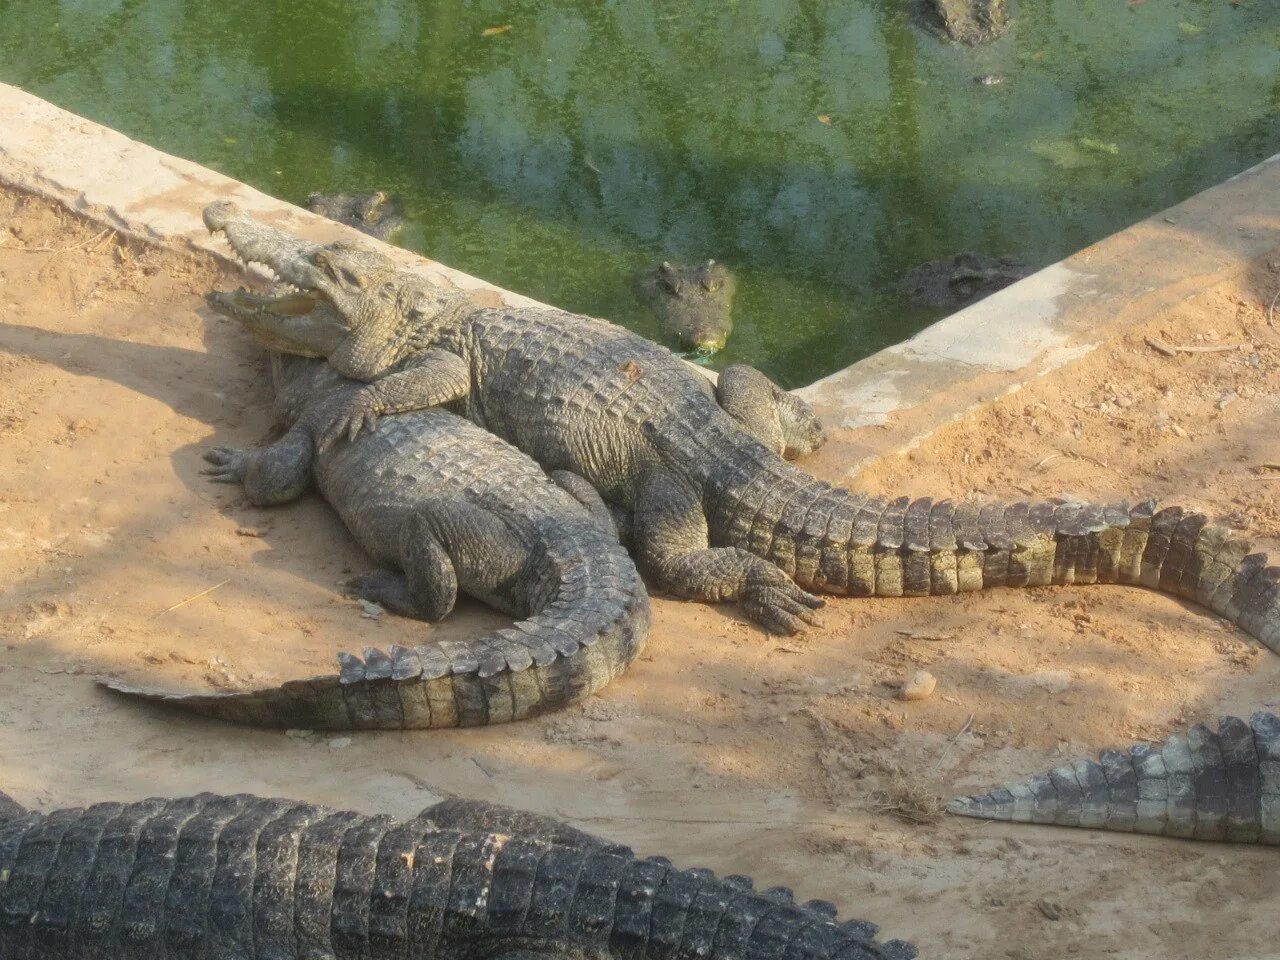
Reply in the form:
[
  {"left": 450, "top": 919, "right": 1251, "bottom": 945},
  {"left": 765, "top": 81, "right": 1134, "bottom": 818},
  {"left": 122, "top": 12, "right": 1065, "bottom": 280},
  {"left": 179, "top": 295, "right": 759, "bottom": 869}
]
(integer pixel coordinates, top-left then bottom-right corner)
[{"left": 1, "top": 187, "right": 1278, "bottom": 959}]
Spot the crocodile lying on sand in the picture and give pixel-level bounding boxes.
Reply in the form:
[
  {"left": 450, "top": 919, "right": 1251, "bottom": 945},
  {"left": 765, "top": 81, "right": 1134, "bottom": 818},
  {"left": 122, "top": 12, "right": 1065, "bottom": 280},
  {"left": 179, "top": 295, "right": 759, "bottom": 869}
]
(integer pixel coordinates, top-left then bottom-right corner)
[
  {"left": 307, "top": 190, "right": 405, "bottom": 242},
  {"left": 950, "top": 713, "right": 1280, "bottom": 844},
  {"left": 0, "top": 790, "right": 917, "bottom": 959},
  {"left": 201, "top": 201, "right": 1280, "bottom": 654},
  {"left": 103, "top": 328, "right": 649, "bottom": 730},
  {"left": 636, "top": 260, "right": 737, "bottom": 355}
]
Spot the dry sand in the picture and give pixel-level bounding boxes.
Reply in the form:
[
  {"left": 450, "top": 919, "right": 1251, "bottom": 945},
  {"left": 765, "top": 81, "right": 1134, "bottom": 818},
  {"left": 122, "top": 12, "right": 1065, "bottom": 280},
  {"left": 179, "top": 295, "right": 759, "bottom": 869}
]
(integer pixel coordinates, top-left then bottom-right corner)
[{"left": 1, "top": 187, "right": 1277, "bottom": 959}]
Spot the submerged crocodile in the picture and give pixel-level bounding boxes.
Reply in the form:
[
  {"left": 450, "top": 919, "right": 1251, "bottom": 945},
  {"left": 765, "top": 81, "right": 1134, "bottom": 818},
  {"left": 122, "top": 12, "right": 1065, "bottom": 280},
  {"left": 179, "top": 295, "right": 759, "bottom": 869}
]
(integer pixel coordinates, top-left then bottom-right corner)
[
  {"left": 950, "top": 713, "right": 1280, "bottom": 844},
  {"left": 636, "top": 260, "right": 737, "bottom": 355},
  {"left": 917, "top": 0, "right": 1012, "bottom": 46},
  {"left": 901, "top": 253, "right": 1030, "bottom": 311},
  {"left": 103, "top": 327, "right": 649, "bottom": 730},
  {"left": 307, "top": 190, "right": 406, "bottom": 242},
  {"left": 0, "top": 791, "right": 917, "bottom": 959},
  {"left": 200, "top": 202, "right": 1280, "bottom": 655}
]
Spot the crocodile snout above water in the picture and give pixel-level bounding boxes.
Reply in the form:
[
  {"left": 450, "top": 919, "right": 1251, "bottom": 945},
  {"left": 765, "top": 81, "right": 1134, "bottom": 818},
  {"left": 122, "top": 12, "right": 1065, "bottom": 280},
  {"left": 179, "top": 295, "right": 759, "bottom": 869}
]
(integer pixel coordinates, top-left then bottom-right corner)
[{"left": 636, "top": 259, "right": 737, "bottom": 355}]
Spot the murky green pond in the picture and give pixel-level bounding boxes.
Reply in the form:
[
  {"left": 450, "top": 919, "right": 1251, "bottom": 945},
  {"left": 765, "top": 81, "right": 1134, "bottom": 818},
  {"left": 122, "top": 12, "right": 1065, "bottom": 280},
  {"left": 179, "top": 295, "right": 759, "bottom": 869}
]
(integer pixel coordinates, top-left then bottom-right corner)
[{"left": 2, "top": 1, "right": 1278, "bottom": 385}]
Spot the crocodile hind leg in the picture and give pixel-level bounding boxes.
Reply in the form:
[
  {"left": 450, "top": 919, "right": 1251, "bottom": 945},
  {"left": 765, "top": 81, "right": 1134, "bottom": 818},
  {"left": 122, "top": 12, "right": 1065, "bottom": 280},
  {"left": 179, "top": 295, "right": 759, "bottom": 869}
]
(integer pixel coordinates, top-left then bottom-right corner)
[
  {"left": 346, "top": 497, "right": 534, "bottom": 622},
  {"left": 716, "top": 364, "right": 825, "bottom": 460},
  {"left": 633, "top": 466, "right": 823, "bottom": 634}
]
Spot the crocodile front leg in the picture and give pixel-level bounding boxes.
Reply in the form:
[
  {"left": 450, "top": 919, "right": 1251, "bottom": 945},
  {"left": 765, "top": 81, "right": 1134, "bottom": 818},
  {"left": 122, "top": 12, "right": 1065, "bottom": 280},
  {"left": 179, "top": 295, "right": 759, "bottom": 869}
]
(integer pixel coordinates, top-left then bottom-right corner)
[
  {"left": 716, "top": 364, "right": 824, "bottom": 460},
  {"left": 318, "top": 348, "right": 471, "bottom": 450},
  {"left": 201, "top": 428, "right": 315, "bottom": 505},
  {"left": 633, "top": 466, "right": 823, "bottom": 634}
]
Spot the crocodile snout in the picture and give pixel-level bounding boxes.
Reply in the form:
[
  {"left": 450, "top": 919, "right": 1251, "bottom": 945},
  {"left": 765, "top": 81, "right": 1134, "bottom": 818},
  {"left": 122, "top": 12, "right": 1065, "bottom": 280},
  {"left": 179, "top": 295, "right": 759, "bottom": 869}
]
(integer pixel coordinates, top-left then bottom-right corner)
[{"left": 203, "top": 199, "right": 242, "bottom": 232}]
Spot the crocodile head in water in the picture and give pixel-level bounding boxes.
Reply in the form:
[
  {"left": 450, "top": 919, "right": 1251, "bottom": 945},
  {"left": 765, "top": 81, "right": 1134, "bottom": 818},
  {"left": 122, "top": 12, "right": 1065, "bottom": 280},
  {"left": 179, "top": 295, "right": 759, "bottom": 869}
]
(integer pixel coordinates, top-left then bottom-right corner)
[
  {"left": 204, "top": 200, "right": 460, "bottom": 379},
  {"left": 306, "top": 190, "right": 406, "bottom": 243},
  {"left": 636, "top": 259, "right": 737, "bottom": 355}
]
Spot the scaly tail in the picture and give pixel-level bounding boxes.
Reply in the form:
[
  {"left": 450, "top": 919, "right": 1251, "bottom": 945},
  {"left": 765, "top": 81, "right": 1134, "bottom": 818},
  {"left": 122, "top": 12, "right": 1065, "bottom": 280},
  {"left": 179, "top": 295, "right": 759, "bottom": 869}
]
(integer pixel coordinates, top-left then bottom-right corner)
[
  {"left": 708, "top": 454, "right": 1280, "bottom": 650},
  {"left": 949, "top": 713, "right": 1280, "bottom": 844},
  {"left": 99, "top": 548, "right": 649, "bottom": 730}
]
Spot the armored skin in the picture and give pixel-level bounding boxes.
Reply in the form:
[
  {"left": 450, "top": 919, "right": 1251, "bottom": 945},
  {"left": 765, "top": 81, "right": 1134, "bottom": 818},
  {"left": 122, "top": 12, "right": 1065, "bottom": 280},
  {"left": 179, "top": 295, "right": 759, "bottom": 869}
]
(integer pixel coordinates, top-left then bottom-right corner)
[
  {"left": 635, "top": 260, "right": 737, "bottom": 355},
  {"left": 102, "top": 339, "right": 649, "bottom": 730},
  {"left": 0, "top": 792, "right": 917, "bottom": 959},
  {"left": 200, "top": 202, "right": 1280, "bottom": 657},
  {"left": 950, "top": 713, "right": 1280, "bottom": 845}
]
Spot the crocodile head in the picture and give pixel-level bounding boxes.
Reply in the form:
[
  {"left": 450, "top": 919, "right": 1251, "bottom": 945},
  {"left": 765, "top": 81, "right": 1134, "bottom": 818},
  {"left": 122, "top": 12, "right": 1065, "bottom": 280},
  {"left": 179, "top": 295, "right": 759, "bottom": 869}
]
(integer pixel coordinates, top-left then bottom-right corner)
[
  {"left": 636, "top": 259, "right": 737, "bottom": 356},
  {"left": 306, "top": 190, "right": 406, "bottom": 243},
  {"left": 204, "top": 201, "right": 460, "bottom": 380}
]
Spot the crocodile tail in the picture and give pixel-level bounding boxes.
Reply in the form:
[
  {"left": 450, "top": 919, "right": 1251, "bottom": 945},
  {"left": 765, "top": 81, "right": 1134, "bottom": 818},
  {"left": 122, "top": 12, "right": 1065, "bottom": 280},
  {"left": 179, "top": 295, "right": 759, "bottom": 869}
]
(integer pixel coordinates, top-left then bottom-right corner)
[
  {"left": 710, "top": 457, "right": 1280, "bottom": 649},
  {"left": 948, "top": 713, "right": 1280, "bottom": 844},
  {"left": 99, "top": 544, "right": 649, "bottom": 730}
]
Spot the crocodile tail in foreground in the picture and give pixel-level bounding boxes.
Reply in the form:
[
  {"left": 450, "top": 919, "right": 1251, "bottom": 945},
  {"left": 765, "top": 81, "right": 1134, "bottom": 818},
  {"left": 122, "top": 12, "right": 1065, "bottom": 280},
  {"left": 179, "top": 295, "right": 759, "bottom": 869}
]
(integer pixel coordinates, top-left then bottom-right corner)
[
  {"left": 0, "top": 792, "right": 917, "bottom": 959},
  {"left": 949, "top": 713, "right": 1280, "bottom": 844},
  {"left": 100, "top": 550, "right": 649, "bottom": 730}
]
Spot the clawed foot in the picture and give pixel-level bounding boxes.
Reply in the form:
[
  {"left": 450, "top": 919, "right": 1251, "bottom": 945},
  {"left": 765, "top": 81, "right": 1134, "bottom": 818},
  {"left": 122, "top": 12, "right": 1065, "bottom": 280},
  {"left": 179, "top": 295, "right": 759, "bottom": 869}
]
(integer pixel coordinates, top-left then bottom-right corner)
[
  {"left": 342, "top": 570, "right": 427, "bottom": 620},
  {"left": 318, "top": 389, "right": 381, "bottom": 452},
  {"left": 743, "top": 564, "right": 825, "bottom": 635},
  {"left": 201, "top": 446, "right": 249, "bottom": 484}
]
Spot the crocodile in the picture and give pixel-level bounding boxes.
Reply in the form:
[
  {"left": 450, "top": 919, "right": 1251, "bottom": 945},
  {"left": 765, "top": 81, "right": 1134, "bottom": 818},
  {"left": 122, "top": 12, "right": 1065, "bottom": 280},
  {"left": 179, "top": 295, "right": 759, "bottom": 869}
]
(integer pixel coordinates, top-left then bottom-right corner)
[
  {"left": 307, "top": 190, "right": 406, "bottom": 243},
  {"left": 0, "top": 790, "right": 917, "bottom": 959},
  {"left": 102, "top": 330, "right": 649, "bottom": 730},
  {"left": 635, "top": 260, "right": 737, "bottom": 356},
  {"left": 901, "top": 253, "right": 1031, "bottom": 311},
  {"left": 199, "top": 201, "right": 1280, "bottom": 653},
  {"left": 950, "top": 713, "right": 1280, "bottom": 844},
  {"left": 917, "top": 0, "right": 1013, "bottom": 46}
]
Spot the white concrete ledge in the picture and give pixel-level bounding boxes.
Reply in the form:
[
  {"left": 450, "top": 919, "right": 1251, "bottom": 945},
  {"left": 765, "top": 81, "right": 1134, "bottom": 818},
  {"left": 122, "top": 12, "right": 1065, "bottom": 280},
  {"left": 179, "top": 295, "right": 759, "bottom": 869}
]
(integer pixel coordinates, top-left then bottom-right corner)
[{"left": 3, "top": 81, "right": 1279, "bottom": 472}]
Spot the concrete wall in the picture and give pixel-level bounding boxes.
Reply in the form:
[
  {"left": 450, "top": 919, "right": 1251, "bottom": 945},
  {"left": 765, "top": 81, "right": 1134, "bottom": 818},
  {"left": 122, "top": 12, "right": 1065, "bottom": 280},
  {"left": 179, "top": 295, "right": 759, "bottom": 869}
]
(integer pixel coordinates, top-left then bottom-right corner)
[{"left": 3, "top": 81, "right": 1279, "bottom": 475}]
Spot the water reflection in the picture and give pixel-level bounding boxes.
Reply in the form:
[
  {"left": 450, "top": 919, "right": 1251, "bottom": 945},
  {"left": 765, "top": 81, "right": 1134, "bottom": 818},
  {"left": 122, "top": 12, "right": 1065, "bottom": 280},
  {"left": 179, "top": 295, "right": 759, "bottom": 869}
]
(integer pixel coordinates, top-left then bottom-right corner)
[{"left": 3, "top": 0, "right": 1278, "bottom": 384}]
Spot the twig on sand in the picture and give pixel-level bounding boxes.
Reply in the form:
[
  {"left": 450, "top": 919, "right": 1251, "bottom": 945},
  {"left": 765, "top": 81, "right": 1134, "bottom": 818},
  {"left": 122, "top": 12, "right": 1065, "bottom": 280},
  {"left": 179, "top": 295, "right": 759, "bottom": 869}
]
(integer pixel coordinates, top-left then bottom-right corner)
[
  {"left": 1145, "top": 336, "right": 1242, "bottom": 356},
  {"left": 1268, "top": 287, "right": 1280, "bottom": 336},
  {"left": 932, "top": 713, "right": 975, "bottom": 773},
  {"left": 14, "top": 228, "right": 112, "bottom": 254},
  {"left": 154, "top": 579, "right": 230, "bottom": 618}
]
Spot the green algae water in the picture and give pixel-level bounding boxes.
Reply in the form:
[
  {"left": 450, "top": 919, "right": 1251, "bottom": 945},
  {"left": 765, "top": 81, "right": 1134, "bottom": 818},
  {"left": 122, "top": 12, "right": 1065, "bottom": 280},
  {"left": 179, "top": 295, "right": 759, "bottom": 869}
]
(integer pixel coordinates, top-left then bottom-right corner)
[{"left": 1, "top": 1, "right": 1278, "bottom": 386}]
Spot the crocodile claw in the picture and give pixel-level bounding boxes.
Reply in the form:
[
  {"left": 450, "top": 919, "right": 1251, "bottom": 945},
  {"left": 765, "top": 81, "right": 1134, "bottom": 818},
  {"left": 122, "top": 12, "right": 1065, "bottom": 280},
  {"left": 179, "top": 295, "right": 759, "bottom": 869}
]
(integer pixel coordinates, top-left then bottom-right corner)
[
  {"left": 200, "top": 445, "right": 248, "bottom": 484},
  {"left": 743, "top": 563, "right": 825, "bottom": 635},
  {"left": 318, "top": 391, "right": 381, "bottom": 452}
]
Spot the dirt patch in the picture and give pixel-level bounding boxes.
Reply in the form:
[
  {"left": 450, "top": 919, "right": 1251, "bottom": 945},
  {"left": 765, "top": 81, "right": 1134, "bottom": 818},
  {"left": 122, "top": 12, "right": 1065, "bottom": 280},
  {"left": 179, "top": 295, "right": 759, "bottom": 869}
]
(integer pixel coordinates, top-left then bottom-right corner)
[{"left": 1, "top": 187, "right": 1277, "bottom": 958}]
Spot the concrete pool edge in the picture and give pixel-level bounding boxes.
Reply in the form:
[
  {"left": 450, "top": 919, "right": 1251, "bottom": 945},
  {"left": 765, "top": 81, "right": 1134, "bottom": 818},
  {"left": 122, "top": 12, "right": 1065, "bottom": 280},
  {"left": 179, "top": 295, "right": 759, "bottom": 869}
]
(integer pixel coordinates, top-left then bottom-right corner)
[{"left": 3, "top": 82, "right": 1279, "bottom": 474}]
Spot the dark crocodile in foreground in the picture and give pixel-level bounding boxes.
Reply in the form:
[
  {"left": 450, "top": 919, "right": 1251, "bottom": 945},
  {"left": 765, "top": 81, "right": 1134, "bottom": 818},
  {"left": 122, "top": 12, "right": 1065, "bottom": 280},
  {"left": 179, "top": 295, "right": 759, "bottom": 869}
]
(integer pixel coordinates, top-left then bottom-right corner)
[
  {"left": 901, "top": 253, "right": 1031, "bottom": 311},
  {"left": 200, "top": 202, "right": 1280, "bottom": 655},
  {"left": 917, "top": 0, "right": 1012, "bottom": 46},
  {"left": 0, "top": 791, "right": 917, "bottom": 959},
  {"left": 307, "top": 190, "right": 406, "bottom": 243},
  {"left": 950, "top": 713, "right": 1280, "bottom": 844},
  {"left": 636, "top": 260, "right": 737, "bottom": 355},
  {"left": 102, "top": 332, "right": 649, "bottom": 730}
]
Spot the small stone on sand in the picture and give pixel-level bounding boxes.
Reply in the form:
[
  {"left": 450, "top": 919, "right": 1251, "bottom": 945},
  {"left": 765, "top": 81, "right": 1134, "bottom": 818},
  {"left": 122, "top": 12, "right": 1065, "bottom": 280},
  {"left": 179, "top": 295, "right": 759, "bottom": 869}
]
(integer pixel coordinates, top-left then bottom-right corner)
[{"left": 898, "top": 670, "right": 937, "bottom": 701}]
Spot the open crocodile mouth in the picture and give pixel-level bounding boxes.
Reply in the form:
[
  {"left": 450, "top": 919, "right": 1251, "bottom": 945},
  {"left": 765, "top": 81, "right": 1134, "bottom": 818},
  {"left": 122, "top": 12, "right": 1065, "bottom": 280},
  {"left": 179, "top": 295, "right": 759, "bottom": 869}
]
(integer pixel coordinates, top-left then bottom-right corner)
[
  {"left": 206, "top": 287, "right": 349, "bottom": 358},
  {"left": 203, "top": 199, "right": 371, "bottom": 300}
]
